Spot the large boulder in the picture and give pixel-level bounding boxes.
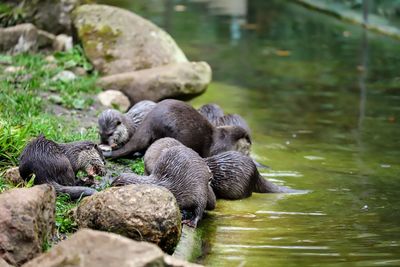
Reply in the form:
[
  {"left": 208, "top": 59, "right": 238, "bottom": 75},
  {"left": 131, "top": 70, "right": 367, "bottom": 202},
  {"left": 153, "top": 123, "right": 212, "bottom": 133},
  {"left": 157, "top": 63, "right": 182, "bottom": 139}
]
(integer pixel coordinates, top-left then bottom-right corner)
[
  {"left": 1, "top": 0, "right": 84, "bottom": 35},
  {"left": 0, "top": 185, "right": 56, "bottom": 266},
  {"left": 23, "top": 229, "right": 201, "bottom": 267},
  {"left": 0, "top": 23, "right": 56, "bottom": 54},
  {"left": 72, "top": 4, "right": 188, "bottom": 75},
  {"left": 97, "top": 61, "right": 212, "bottom": 103},
  {"left": 74, "top": 184, "right": 182, "bottom": 254}
]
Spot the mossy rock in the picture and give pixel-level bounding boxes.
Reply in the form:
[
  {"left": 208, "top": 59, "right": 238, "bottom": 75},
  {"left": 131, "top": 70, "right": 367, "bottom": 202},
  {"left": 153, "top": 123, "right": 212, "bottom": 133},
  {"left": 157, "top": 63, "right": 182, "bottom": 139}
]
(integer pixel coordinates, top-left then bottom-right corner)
[{"left": 72, "top": 4, "right": 188, "bottom": 76}]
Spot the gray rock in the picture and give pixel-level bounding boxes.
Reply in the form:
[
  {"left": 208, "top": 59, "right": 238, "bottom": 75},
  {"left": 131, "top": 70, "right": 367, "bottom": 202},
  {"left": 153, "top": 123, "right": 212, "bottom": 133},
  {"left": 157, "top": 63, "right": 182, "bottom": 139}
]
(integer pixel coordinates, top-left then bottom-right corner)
[
  {"left": 97, "top": 61, "right": 212, "bottom": 103},
  {"left": 2, "top": 167, "right": 24, "bottom": 186},
  {"left": 0, "top": 185, "right": 56, "bottom": 266},
  {"left": 74, "top": 184, "right": 182, "bottom": 254},
  {"left": 0, "top": 258, "right": 12, "bottom": 267},
  {"left": 53, "top": 34, "right": 73, "bottom": 52},
  {"left": 97, "top": 90, "right": 131, "bottom": 112},
  {"left": 0, "top": 24, "right": 38, "bottom": 54},
  {"left": 72, "top": 4, "right": 188, "bottom": 75},
  {"left": 52, "top": 70, "right": 77, "bottom": 82},
  {"left": 22, "top": 229, "right": 201, "bottom": 267}
]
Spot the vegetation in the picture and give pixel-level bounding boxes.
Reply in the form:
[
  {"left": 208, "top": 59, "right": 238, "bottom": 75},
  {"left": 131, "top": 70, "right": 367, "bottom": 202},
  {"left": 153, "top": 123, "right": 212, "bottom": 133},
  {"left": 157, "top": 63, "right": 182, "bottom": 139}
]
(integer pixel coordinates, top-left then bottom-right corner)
[{"left": 0, "top": 46, "right": 143, "bottom": 241}]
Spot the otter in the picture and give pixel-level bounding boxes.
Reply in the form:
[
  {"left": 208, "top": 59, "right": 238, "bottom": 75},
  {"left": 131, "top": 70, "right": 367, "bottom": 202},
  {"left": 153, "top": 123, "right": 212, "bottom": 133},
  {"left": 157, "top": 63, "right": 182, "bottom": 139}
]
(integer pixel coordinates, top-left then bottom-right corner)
[
  {"left": 205, "top": 151, "right": 297, "bottom": 200},
  {"left": 143, "top": 137, "right": 216, "bottom": 211},
  {"left": 143, "top": 137, "right": 182, "bottom": 175},
  {"left": 142, "top": 138, "right": 288, "bottom": 200},
  {"left": 197, "top": 103, "right": 225, "bottom": 126},
  {"left": 108, "top": 99, "right": 250, "bottom": 159},
  {"left": 112, "top": 145, "right": 216, "bottom": 228},
  {"left": 198, "top": 103, "right": 251, "bottom": 135},
  {"left": 19, "top": 135, "right": 106, "bottom": 200},
  {"left": 98, "top": 100, "right": 156, "bottom": 148}
]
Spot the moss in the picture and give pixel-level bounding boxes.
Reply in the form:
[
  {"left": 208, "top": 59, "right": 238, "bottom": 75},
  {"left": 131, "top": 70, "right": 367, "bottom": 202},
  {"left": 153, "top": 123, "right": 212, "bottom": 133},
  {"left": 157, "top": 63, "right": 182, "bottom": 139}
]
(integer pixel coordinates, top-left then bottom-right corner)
[{"left": 77, "top": 23, "right": 121, "bottom": 64}]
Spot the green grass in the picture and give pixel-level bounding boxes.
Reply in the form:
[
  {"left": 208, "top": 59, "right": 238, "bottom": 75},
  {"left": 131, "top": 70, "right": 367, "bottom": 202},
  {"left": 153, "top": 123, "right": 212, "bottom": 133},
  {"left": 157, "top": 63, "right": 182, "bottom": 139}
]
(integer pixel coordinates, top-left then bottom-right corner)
[
  {"left": 0, "top": 46, "right": 100, "bottom": 172},
  {"left": 0, "top": 47, "right": 100, "bottom": 239},
  {"left": 55, "top": 194, "right": 79, "bottom": 234}
]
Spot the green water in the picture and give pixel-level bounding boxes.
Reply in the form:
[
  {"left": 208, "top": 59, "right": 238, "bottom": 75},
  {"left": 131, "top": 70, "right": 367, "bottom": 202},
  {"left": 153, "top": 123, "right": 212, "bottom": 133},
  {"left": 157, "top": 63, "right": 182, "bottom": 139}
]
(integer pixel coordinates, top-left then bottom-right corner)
[{"left": 100, "top": 1, "right": 400, "bottom": 266}]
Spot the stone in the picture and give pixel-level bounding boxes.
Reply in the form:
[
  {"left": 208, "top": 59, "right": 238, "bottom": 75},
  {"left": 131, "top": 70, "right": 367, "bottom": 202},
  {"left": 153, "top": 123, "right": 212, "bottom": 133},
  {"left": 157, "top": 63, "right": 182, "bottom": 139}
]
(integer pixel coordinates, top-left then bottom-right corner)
[
  {"left": 0, "top": 185, "right": 56, "bottom": 266},
  {"left": 2, "top": 0, "right": 84, "bottom": 35},
  {"left": 97, "top": 90, "right": 131, "bottom": 112},
  {"left": 52, "top": 70, "right": 77, "bottom": 82},
  {"left": 72, "top": 4, "right": 188, "bottom": 75},
  {"left": 4, "top": 66, "right": 25, "bottom": 74},
  {"left": 22, "top": 229, "right": 201, "bottom": 267},
  {"left": 0, "top": 24, "right": 55, "bottom": 54},
  {"left": 2, "top": 167, "right": 24, "bottom": 186},
  {"left": 53, "top": 34, "right": 73, "bottom": 52},
  {"left": 0, "top": 258, "right": 11, "bottom": 267},
  {"left": 74, "top": 184, "right": 181, "bottom": 254},
  {"left": 97, "top": 61, "right": 212, "bottom": 103}
]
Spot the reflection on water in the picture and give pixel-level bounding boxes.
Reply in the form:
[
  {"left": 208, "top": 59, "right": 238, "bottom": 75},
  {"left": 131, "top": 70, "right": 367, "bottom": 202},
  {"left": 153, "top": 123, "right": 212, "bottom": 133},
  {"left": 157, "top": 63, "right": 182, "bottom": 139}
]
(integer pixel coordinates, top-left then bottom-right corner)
[{"left": 99, "top": 0, "right": 400, "bottom": 266}]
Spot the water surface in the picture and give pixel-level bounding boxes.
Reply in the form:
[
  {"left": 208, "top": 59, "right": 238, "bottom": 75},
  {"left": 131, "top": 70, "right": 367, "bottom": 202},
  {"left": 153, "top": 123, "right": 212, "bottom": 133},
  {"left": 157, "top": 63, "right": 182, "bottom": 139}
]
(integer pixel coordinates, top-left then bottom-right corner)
[{"left": 99, "top": 1, "right": 400, "bottom": 266}]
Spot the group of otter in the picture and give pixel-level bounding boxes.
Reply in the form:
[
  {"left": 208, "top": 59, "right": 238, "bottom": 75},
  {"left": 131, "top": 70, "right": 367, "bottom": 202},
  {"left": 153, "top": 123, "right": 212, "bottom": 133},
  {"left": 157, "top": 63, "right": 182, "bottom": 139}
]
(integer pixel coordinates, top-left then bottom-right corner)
[{"left": 19, "top": 99, "right": 298, "bottom": 227}]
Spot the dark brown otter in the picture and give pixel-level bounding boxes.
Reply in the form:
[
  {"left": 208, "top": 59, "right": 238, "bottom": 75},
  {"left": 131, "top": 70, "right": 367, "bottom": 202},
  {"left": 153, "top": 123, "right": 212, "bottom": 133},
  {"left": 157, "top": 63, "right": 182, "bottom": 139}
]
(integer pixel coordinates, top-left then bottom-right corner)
[
  {"left": 19, "top": 135, "right": 106, "bottom": 200},
  {"left": 98, "top": 100, "right": 156, "bottom": 148},
  {"left": 197, "top": 103, "right": 225, "bottom": 126},
  {"left": 205, "top": 151, "right": 298, "bottom": 200},
  {"left": 143, "top": 137, "right": 182, "bottom": 175},
  {"left": 112, "top": 145, "right": 215, "bottom": 228},
  {"left": 108, "top": 99, "right": 250, "bottom": 159},
  {"left": 143, "top": 137, "right": 216, "bottom": 210},
  {"left": 198, "top": 103, "right": 251, "bottom": 135}
]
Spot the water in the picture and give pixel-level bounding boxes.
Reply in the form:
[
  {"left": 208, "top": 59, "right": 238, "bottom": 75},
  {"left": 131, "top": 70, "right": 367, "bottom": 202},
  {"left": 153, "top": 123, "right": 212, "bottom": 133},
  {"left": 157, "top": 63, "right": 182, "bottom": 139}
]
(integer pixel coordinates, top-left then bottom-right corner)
[{"left": 99, "top": 1, "right": 400, "bottom": 266}]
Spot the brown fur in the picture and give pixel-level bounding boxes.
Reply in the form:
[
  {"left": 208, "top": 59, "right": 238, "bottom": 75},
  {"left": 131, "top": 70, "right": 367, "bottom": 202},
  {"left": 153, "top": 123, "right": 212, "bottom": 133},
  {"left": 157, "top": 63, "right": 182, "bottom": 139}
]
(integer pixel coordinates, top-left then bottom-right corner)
[
  {"left": 112, "top": 145, "right": 215, "bottom": 228},
  {"left": 109, "top": 99, "right": 250, "bottom": 159},
  {"left": 206, "top": 151, "right": 297, "bottom": 200},
  {"left": 19, "top": 135, "right": 106, "bottom": 199},
  {"left": 98, "top": 100, "right": 156, "bottom": 148}
]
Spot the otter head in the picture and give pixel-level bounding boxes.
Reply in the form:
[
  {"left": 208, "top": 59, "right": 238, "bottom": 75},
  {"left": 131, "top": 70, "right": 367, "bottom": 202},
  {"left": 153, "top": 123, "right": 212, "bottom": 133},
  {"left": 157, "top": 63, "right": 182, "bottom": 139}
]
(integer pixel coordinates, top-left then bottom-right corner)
[
  {"left": 98, "top": 109, "right": 130, "bottom": 149},
  {"left": 210, "top": 126, "right": 252, "bottom": 156},
  {"left": 198, "top": 103, "right": 224, "bottom": 124},
  {"left": 76, "top": 143, "right": 107, "bottom": 178}
]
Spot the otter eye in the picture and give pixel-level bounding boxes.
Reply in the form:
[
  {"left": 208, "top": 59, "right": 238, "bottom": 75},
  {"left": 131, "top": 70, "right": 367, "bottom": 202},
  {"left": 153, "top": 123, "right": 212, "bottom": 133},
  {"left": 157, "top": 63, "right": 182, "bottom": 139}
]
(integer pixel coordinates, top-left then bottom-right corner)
[{"left": 116, "top": 121, "right": 121, "bottom": 126}]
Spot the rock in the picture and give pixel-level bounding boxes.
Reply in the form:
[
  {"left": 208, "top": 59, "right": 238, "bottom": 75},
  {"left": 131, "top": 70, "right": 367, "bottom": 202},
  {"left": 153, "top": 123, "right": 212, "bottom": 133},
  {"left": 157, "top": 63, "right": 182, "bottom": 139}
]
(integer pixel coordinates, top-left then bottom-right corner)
[
  {"left": 0, "top": 24, "right": 55, "bottom": 54},
  {"left": 0, "top": 185, "right": 56, "bottom": 266},
  {"left": 2, "top": 0, "right": 84, "bottom": 35},
  {"left": 53, "top": 34, "right": 73, "bottom": 52},
  {"left": 97, "top": 90, "right": 131, "bottom": 112},
  {"left": 52, "top": 70, "right": 76, "bottom": 82},
  {"left": 97, "top": 61, "right": 212, "bottom": 102},
  {"left": 2, "top": 167, "right": 24, "bottom": 186},
  {"left": 71, "top": 67, "right": 87, "bottom": 76},
  {"left": 4, "top": 66, "right": 25, "bottom": 74},
  {"left": 22, "top": 229, "right": 201, "bottom": 267},
  {"left": 0, "top": 258, "right": 12, "bottom": 267},
  {"left": 74, "top": 184, "right": 181, "bottom": 254},
  {"left": 72, "top": 4, "right": 188, "bottom": 75}
]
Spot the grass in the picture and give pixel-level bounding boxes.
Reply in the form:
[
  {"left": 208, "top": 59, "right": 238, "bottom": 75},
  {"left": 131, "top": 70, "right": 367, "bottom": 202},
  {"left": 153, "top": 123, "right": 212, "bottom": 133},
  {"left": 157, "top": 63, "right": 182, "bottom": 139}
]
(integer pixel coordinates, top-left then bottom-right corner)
[
  {"left": 0, "top": 46, "right": 100, "bottom": 171},
  {"left": 0, "top": 45, "right": 146, "bottom": 246},
  {"left": 0, "top": 46, "right": 101, "bottom": 243},
  {"left": 55, "top": 194, "right": 79, "bottom": 234}
]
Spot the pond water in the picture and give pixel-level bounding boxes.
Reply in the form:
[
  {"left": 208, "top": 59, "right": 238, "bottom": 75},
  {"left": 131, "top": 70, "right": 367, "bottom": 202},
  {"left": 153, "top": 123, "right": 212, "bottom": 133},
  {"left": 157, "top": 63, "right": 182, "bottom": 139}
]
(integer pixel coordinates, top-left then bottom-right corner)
[{"left": 99, "top": 1, "right": 400, "bottom": 266}]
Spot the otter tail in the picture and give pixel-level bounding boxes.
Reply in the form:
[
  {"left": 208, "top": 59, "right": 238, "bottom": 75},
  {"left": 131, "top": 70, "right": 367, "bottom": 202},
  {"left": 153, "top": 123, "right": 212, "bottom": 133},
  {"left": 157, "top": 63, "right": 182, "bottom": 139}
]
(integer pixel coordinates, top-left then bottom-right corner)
[
  {"left": 254, "top": 173, "right": 298, "bottom": 193},
  {"left": 50, "top": 182, "right": 96, "bottom": 200}
]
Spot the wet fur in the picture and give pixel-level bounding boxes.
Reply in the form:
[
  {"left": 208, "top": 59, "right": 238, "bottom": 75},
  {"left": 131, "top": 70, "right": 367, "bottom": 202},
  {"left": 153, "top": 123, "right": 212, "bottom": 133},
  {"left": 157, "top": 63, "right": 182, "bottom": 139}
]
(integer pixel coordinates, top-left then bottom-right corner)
[
  {"left": 98, "top": 100, "right": 156, "bottom": 148},
  {"left": 112, "top": 145, "right": 215, "bottom": 227},
  {"left": 19, "top": 135, "right": 106, "bottom": 199},
  {"left": 206, "top": 151, "right": 296, "bottom": 200},
  {"left": 109, "top": 99, "right": 250, "bottom": 159}
]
